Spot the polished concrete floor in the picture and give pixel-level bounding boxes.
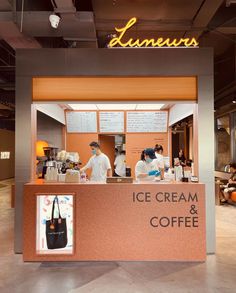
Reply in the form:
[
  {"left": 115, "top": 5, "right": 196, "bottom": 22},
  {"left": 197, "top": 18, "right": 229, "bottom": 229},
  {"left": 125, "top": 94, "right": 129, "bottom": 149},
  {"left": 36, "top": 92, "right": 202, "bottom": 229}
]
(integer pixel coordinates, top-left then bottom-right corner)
[{"left": 0, "top": 179, "right": 236, "bottom": 293}]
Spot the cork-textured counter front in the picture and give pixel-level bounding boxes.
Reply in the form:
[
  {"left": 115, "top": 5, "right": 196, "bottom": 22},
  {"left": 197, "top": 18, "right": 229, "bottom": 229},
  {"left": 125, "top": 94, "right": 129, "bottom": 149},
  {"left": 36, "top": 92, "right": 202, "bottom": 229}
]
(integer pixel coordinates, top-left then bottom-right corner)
[{"left": 23, "top": 181, "right": 206, "bottom": 261}]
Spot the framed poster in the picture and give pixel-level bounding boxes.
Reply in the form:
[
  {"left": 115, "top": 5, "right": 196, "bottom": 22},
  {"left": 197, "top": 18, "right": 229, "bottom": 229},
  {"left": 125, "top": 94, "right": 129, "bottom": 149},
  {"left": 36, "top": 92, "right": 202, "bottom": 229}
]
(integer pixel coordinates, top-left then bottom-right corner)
[
  {"left": 66, "top": 111, "right": 97, "bottom": 133},
  {"left": 36, "top": 194, "right": 74, "bottom": 255},
  {"left": 127, "top": 111, "right": 168, "bottom": 133},
  {"left": 99, "top": 111, "right": 124, "bottom": 133}
]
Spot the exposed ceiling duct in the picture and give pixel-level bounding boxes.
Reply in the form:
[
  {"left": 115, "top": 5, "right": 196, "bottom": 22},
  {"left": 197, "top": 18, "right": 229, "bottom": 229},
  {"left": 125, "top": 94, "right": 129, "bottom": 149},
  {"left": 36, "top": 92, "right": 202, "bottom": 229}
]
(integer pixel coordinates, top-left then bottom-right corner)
[
  {"left": 226, "top": 0, "right": 236, "bottom": 7},
  {"left": 52, "top": 0, "right": 76, "bottom": 14},
  {"left": 48, "top": 0, "right": 97, "bottom": 47}
]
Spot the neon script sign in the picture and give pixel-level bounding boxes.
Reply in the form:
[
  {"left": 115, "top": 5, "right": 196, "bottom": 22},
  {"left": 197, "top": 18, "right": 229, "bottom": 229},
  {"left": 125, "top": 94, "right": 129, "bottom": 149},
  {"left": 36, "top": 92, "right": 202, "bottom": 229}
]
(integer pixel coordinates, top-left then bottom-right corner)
[{"left": 109, "top": 17, "right": 199, "bottom": 48}]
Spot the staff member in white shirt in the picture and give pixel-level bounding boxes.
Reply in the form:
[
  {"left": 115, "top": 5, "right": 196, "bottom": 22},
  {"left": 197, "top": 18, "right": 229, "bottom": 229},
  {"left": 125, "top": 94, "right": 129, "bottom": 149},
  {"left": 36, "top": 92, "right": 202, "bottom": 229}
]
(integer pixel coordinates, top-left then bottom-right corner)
[
  {"left": 80, "top": 141, "right": 112, "bottom": 182},
  {"left": 135, "top": 148, "right": 160, "bottom": 181},
  {"left": 114, "top": 150, "right": 126, "bottom": 177},
  {"left": 154, "top": 144, "right": 165, "bottom": 179}
]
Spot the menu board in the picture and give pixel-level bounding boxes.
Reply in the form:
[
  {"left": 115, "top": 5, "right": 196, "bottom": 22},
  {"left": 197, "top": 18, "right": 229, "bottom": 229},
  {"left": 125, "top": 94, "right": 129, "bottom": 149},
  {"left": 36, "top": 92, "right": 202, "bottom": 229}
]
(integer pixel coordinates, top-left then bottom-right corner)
[
  {"left": 66, "top": 111, "right": 97, "bottom": 133},
  {"left": 99, "top": 112, "right": 124, "bottom": 133},
  {"left": 127, "top": 111, "right": 168, "bottom": 133}
]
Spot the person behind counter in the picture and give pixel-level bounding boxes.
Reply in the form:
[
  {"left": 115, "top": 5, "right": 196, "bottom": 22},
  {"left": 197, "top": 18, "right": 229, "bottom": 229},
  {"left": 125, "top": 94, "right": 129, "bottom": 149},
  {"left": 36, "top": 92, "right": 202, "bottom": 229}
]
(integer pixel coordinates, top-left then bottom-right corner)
[
  {"left": 135, "top": 148, "right": 160, "bottom": 180},
  {"left": 178, "top": 149, "right": 186, "bottom": 167},
  {"left": 114, "top": 150, "right": 126, "bottom": 177},
  {"left": 80, "top": 141, "right": 112, "bottom": 182},
  {"left": 115, "top": 147, "right": 119, "bottom": 158},
  {"left": 220, "top": 162, "right": 236, "bottom": 203},
  {"left": 154, "top": 144, "right": 165, "bottom": 179}
]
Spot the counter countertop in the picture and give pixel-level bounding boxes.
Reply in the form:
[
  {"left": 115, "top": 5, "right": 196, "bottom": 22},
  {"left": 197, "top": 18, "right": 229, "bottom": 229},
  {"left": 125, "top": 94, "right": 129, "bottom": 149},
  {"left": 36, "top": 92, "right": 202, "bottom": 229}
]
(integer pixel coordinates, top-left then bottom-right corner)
[{"left": 26, "top": 179, "right": 202, "bottom": 186}]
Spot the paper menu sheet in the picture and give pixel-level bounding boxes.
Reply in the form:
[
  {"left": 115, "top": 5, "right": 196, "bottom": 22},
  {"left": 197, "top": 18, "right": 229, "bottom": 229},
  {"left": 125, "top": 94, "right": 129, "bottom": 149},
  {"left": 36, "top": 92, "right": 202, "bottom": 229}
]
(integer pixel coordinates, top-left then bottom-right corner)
[
  {"left": 99, "top": 112, "right": 124, "bottom": 133},
  {"left": 127, "top": 111, "right": 168, "bottom": 132},
  {"left": 66, "top": 111, "right": 97, "bottom": 133}
]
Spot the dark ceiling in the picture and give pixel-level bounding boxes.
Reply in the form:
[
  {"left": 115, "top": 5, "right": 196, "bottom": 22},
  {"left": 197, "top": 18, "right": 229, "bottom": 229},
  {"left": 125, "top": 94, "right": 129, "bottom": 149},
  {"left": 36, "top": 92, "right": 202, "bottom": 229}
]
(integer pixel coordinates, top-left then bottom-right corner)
[{"left": 0, "top": 0, "right": 236, "bottom": 130}]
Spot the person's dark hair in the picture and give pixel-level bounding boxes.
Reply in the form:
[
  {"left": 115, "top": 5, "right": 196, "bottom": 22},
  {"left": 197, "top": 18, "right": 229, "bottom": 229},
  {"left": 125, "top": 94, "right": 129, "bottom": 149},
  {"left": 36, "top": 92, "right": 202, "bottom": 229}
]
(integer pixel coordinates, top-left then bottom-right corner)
[
  {"left": 140, "top": 150, "right": 145, "bottom": 161},
  {"left": 115, "top": 148, "right": 119, "bottom": 152},
  {"left": 89, "top": 141, "right": 100, "bottom": 148},
  {"left": 154, "top": 144, "right": 163, "bottom": 152},
  {"left": 229, "top": 162, "right": 236, "bottom": 170},
  {"left": 186, "top": 160, "right": 192, "bottom": 167},
  {"left": 121, "top": 150, "right": 126, "bottom": 155}
]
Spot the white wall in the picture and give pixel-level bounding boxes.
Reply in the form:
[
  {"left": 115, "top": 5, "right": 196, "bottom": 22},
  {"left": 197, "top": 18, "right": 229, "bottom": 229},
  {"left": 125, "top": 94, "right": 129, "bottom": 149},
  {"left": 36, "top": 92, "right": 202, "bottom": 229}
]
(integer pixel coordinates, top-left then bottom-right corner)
[
  {"left": 35, "top": 104, "right": 65, "bottom": 125},
  {"left": 169, "top": 104, "right": 194, "bottom": 126},
  {"left": 37, "top": 111, "right": 64, "bottom": 151}
]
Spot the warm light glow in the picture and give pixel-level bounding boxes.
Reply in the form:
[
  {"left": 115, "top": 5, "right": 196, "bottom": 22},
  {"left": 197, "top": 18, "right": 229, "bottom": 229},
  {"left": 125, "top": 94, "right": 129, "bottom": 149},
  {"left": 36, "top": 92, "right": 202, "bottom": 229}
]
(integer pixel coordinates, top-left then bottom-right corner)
[
  {"left": 136, "top": 104, "right": 164, "bottom": 110},
  {"left": 68, "top": 103, "right": 166, "bottom": 110},
  {"left": 109, "top": 17, "right": 199, "bottom": 48},
  {"left": 96, "top": 104, "right": 136, "bottom": 110},
  {"left": 68, "top": 104, "right": 98, "bottom": 110},
  {"left": 36, "top": 140, "right": 49, "bottom": 157}
]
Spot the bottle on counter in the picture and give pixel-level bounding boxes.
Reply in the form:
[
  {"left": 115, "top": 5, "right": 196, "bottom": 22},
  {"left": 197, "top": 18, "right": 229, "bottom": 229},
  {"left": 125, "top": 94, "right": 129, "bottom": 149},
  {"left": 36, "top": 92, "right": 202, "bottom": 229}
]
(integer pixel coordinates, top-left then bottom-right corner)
[
  {"left": 174, "top": 165, "right": 183, "bottom": 182},
  {"left": 80, "top": 171, "right": 87, "bottom": 183}
]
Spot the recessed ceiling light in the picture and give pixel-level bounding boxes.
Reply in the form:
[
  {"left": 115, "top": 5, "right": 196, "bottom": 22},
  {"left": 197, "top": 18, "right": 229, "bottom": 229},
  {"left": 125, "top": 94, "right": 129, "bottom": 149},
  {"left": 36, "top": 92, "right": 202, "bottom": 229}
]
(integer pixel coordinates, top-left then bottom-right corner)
[
  {"left": 68, "top": 104, "right": 97, "bottom": 110},
  {"left": 68, "top": 103, "right": 166, "bottom": 111},
  {"left": 232, "top": 100, "right": 236, "bottom": 104},
  {"left": 96, "top": 104, "right": 136, "bottom": 110},
  {"left": 136, "top": 104, "right": 165, "bottom": 110}
]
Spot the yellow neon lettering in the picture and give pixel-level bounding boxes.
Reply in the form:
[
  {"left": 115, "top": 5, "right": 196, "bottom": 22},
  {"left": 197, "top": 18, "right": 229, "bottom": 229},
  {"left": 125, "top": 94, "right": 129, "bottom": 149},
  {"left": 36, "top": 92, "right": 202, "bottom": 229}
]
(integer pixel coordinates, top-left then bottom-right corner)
[
  {"left": 109, "top": 17, "right": 199, "bottom": 48},
  {"left": 183, "top": 38, "right": 190, "bottom": 47},
  {"left": 139, "top": 39, "right": 156, "bottom": 47},
  {"left": 187, "top": 38, "right": 199, "bottom": 47},
  {"left": 160, "top": 38, "right": 171, "bottom": 47},
  {"left": 154, "top": 38, "right": 164, "bottom": 47},
  {"left": 109, "top": 17, "right": 137, "bottom": 47}
]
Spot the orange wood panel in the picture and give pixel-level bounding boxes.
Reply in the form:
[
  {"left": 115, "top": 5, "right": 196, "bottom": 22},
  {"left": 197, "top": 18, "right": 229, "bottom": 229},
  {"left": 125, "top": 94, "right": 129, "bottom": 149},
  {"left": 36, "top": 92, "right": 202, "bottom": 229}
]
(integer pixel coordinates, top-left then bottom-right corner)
[
  {"left": 31, "top": 105, "right": 37, "bottom": 180},
  {"left": 99, "top": 135, "right": 115, "bottom": 173},
  {"left": 32, "top": 77, "right": 197, "bottom": 102},
  {"left": 193, "top": 104, "right": 199, "bottom": 176},
  {"left": 168, "top": 128, "right": 173, "bottom": 167},
  {"left": 126, "top": 133, "right": 169, "bottom": 176},
  {"left": 23, "top": 181, "right": 206, "bottom": 261}
]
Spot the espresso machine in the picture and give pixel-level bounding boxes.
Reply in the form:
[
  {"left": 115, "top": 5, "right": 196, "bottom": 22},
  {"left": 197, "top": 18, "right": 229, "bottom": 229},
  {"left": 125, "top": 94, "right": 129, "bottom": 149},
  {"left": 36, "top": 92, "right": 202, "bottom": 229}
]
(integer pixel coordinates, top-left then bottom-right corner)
[{"left": 42, "top": 147, "right": 58, "bottom": 178}]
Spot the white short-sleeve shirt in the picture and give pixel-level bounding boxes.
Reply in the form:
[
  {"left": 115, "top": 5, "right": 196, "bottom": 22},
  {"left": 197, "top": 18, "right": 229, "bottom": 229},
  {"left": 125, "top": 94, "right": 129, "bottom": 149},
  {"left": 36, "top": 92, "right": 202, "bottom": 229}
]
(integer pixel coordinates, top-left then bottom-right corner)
[
  {"left": 114, "top": 154, "right": 126, "bottom": 177},
  {"left": 135, "top": 160, "right": 158, "bottom": 181},
  {"left": 84, "top": 153, "right": 111, "bottom": 182},
  {"left": 155, "top": 153, "right": 165, "bottom": 169}
]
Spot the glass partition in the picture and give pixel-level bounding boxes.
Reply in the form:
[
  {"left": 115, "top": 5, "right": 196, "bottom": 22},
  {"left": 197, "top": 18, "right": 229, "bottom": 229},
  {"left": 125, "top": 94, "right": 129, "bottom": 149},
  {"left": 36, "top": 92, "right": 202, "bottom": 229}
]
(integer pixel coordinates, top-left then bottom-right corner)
[{"left": 215, "top": 115, "right": 231, "bottom": 171}]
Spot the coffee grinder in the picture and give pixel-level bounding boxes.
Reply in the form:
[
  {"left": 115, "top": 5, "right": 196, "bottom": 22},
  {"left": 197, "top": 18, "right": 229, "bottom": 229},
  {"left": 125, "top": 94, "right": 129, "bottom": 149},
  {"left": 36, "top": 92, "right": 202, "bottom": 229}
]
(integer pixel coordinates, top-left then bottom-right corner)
[{"left": 42, "top": 147, "right": 58, "bottom": 178}]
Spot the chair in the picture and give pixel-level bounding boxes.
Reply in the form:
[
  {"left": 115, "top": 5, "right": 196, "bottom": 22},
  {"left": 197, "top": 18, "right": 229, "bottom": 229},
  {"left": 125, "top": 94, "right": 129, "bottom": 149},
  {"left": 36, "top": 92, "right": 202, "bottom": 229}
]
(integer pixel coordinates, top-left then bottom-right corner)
[{"left": 230, "top": 191, "right": 236, "bottom": 203}]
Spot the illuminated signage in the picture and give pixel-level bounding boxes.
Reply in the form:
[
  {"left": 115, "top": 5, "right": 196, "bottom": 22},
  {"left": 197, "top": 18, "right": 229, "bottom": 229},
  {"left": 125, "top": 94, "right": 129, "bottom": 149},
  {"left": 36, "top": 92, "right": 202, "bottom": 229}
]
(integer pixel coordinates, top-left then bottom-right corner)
[
  {"left": 109, "top": 17, "right": 199, "bottom": 48},
  {"left": 0, "top": 152, "right": 10, "bottom": 159}
]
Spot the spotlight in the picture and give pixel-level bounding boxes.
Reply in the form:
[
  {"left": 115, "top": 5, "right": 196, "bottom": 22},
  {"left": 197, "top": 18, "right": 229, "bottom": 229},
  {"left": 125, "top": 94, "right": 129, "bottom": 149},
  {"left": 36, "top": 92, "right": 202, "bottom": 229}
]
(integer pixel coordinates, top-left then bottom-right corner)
[
  {"left": 232, "top": 100, "right": 236, "bottom": 104},
  {"left": 49, "top": 14, "right": 61, "bottom": 29}
]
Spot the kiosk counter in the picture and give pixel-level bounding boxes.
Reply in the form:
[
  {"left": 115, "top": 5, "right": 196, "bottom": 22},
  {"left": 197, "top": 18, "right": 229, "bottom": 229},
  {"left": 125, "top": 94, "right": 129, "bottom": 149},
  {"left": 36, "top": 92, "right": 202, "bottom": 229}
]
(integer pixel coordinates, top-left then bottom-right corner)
[{"left": 23, "top": 180, "right": 206, "bottom": 262}]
